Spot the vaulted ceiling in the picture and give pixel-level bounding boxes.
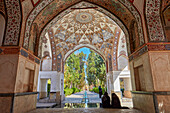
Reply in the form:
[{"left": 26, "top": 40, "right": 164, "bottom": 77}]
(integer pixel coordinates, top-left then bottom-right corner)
[{"left": 47, "top": 9, "right": 122, "bottom": 58}]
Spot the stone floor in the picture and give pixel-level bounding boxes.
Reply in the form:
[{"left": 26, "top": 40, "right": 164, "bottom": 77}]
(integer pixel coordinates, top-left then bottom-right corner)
[
  {"left": 62, "top": 91, "right": 101, "bottom": 103},
  {"left": 36, "top": 103, "right": 57, "bottom": 108},
  {"left": 36, "top": 91, "right": 133, "bottom": 108},
  {"left": 27, "top": 108, "right": 143, "bottom": 113},
  {"left": 63, "top": 91, "right": 133, "bottom": 108},
  {"left": 31, "top": 91, "right": 141, "bottom": 113}
]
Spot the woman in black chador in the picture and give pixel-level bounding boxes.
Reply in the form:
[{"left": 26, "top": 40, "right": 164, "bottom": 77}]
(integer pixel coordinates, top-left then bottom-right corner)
[
  {"left": 102, "top": 92, "right": 110, "bottom": 108},
  {"left": 111, "top": 93, "right": 121, "bottom": 108}
]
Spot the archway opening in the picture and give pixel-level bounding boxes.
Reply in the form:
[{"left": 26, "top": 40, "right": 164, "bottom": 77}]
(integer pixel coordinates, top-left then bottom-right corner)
[
  {"left": 63, "top": 47, "right": 106, "bottom": 108},
  {"left": 36, "top": 1, "right": 135, "bottom": 109}
]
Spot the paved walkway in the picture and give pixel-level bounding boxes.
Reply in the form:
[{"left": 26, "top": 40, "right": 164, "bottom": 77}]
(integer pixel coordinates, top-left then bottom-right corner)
[
  {"left": 36, "top": 91, "right": 133, "bottom": 108},
  {"left": 28, "top": 108, "right": 143, "bottom": 113},
  {"left": 62, "top": 91, "right": 101, "bottom": 103}
]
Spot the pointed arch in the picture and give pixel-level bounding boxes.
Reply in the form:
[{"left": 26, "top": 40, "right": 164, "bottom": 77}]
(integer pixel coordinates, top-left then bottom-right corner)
[
  {"left": 23, "top": 0, "right": 145, "bottom": 52},
  {"left": 0, "top": 14, "right": 5, "bottom": 46}
]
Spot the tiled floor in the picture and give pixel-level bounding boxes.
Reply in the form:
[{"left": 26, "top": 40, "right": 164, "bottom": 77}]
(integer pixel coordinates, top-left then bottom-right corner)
[{"left": 28, "top": 108, "right": 143, "bottom": 113}]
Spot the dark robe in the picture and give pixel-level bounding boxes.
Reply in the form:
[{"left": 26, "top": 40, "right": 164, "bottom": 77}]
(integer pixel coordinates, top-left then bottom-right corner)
[
  {"left": 102, "top": 94, "right": 110, "bottom": 108},
  {"left": 111, "top": 93, "right": 121, "bottom": 108}
]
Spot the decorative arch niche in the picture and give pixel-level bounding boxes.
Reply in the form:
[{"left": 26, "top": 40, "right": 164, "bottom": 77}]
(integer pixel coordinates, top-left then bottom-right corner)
[
  {"left": 162, "top": 6, "right": 170, "bottom": 41},
  {"left": 0, "top": 14, "right": 5, "bottom": 46}
]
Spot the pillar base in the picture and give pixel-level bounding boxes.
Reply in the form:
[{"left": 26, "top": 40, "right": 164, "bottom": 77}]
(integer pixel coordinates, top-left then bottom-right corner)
[
  {"left": 0, "top": 92, "right": 37, "bottom": 113},
  {"left": 39, "top": 92, "right": 47, "bottom": 99},
  {"left": 0, "top": 93, "right": 13, "bottom": 113},
  {"left": 132, "top": 91, "right": 170, "bottom": 113},
  {"left": 124, "top": 91, "right": 132, "bottom": 98},
  {"left": 49, "top": 92, "right": 61, "bottom": 104}
]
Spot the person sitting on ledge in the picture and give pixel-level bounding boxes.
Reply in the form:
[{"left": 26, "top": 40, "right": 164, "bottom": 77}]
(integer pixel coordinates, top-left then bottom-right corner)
[
  {"left": 110, "top": 93, "right": 121, "bottom": 108},
  {"left": 102, "top": 92, "right": 110, "bottom": 108}
]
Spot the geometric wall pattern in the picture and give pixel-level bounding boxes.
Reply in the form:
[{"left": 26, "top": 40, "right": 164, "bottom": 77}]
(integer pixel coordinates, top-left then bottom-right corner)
[
  {"left": 24, "top": 0, "right": 145, "bottom": 50},
  {"left": 50, "top": 9, "right": 119, "bottom": 58},
  {"left": 42, "top": 8, "right": 125, "bottom": 72}
]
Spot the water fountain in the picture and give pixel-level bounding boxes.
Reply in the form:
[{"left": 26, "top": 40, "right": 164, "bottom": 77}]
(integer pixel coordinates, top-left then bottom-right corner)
[{"left": 82, "top": 90, "right": 89, "bottom": 108}]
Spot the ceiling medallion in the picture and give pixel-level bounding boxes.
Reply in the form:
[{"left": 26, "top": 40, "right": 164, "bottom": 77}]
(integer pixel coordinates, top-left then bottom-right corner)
[{"left": 76, "top": 12, "right": 93, "bottom": 23}]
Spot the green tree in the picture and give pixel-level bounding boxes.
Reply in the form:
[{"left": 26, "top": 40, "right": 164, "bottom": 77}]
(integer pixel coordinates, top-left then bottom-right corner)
[
  {"left": 86, "top": 50, "right": 97, "bottom": 86},
  {"left": 95, "top": 54, "right": 106, "bottom": 87},
  {"left": 64, "top": 52, "right": 86, "bottom": 89},
  {"left": 86, "top": 50, "right": 106, "bottom": 88}
]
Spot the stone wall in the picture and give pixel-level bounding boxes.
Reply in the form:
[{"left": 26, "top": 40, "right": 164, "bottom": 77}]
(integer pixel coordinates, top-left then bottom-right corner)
[{"left": 132, "top": 92, "right": 155, "bottom": 113}]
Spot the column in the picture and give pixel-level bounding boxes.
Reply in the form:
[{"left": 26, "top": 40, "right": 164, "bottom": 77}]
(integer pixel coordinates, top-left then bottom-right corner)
[
  {"left": 49, "top": 72, "right": 61, "bottom": 104},
  {"left": 112, "top": 71, "right": 121, "bottom": 99},
  {"left": 123, "top": 78, "right": 132, "bottom": 98},
  {"left": 106, "top": 73, "right": 111, "bottom": 95},
  {"left": 0, "top": 47, "right": 40, "bottom": 113},
  {"left": 39, "top": 79, "right": 48, "bottom": 99}
]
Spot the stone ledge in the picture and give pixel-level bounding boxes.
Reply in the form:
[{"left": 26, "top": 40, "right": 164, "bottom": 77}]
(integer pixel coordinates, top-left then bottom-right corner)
[
  {"left": 15, "top": 92, "right": 38, "bottom": 96},
  {"left": 131, "top": 91, "right": 170, "bottom": 95},
  {"left": 0, "top": 92, "right": 38, "bottom": 97}
]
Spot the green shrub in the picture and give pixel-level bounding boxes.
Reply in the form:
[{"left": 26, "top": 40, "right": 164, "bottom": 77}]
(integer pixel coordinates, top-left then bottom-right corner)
[
  {"left": 102, "top": 87, "right": 107, "bottom": 95},
  {"left": 91, "top": 87, "right": 107, "bottom": 95},
  {"left": 64, "top": 88, "right": 74, "bottom": 96},
  {"left": 64, "top": 87, "right": 82, "bottom": 96},
  {"left": 89, "top": 89, "right": 93, "bottom": 92}
]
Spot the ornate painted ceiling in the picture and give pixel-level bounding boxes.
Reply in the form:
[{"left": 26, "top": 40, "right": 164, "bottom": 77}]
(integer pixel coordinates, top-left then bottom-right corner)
[{"left": 47, "top": 9, "right": 122, "bottom": 58}]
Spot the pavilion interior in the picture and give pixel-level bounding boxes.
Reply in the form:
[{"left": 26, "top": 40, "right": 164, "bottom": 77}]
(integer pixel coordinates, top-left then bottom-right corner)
[{"left": 0, "top": 0, "right": 170, "bottom": 113}]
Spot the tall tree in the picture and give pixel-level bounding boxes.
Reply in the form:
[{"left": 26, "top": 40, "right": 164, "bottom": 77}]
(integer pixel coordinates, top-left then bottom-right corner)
[
  {"left": 64, "top": 52, "right": 86, "bottom": 89},
  {"left": 86, "top": 50, "right": 97, "bottom": 86},
  {"left": 86, "top": 50, "right": 106, "bottom": 88},
  {"left": 95, "top": 54, "right": 106, "bottom": 87}
]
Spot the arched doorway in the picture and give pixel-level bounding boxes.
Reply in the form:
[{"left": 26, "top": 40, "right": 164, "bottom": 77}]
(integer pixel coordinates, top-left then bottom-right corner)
[{"left": 0, "top": 0, "right": 169, "bottom": 113}]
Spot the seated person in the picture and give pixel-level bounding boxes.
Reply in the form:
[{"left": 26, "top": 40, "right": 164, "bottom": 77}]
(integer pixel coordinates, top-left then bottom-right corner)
[
  {"left": 102, "top": 92, "right": 110, "bottom": 108},
  {"left": 111, "top": 93, "right": 121, "bottom": 108}
]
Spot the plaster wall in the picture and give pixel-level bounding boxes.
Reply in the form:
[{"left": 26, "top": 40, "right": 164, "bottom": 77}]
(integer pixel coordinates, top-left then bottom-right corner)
[
  {"left": 132, "top": 93, "right": 155, "bottom": 113},
  {"left": 124, "top": 78, "right": 132, "bottom": 98},
  {"left": 157, "top": 95, "right": 170, "bottom": 113},
  {"left": 39, "top": 79, "right": 48, "bottom": 98},
  {"left": 0, "top": 54, "right": 18, "bottom": 93},
  {"left": 113, "top": 71, "right": 121, "bottom": 92},
  {"left": 41, "top": 57, "right": 52, "bottom": 71},
  {"left": 15, "top": 55, "right": 40, "bottom": 93},
  {"left": 118, "top": 56, "right": 128, "bottom": 70},
  {"left": 13, "top": 94, "right": 37, "bottom": 113},
  {"left": 39, "top": 71, "right": 61, "bottom": 92},
  {"left": 149, "top": 51, "right": 170, "bottom": 91},
  {"left": 130, "top": 52, "right": 154, "bottom": 91},
  {"left": 0, "top": 97, "right": 12, "bottom": 113},
  {"left": 124, "top": 78, "right": 132, "bottom": 91}
]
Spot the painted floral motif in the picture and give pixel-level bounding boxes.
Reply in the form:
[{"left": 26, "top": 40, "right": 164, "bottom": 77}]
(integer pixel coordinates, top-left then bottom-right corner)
[
  {"left": 3, "top": 0, "right": 21, "bottom": 45},
  {"left": 146, "top": 0, "right": 165, "bottom": 41}
]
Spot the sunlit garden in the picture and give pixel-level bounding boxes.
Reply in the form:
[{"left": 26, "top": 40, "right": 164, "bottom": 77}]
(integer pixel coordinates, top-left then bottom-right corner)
[{"left": 64, "top": 48, "right": 106, "bottom": 96}]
